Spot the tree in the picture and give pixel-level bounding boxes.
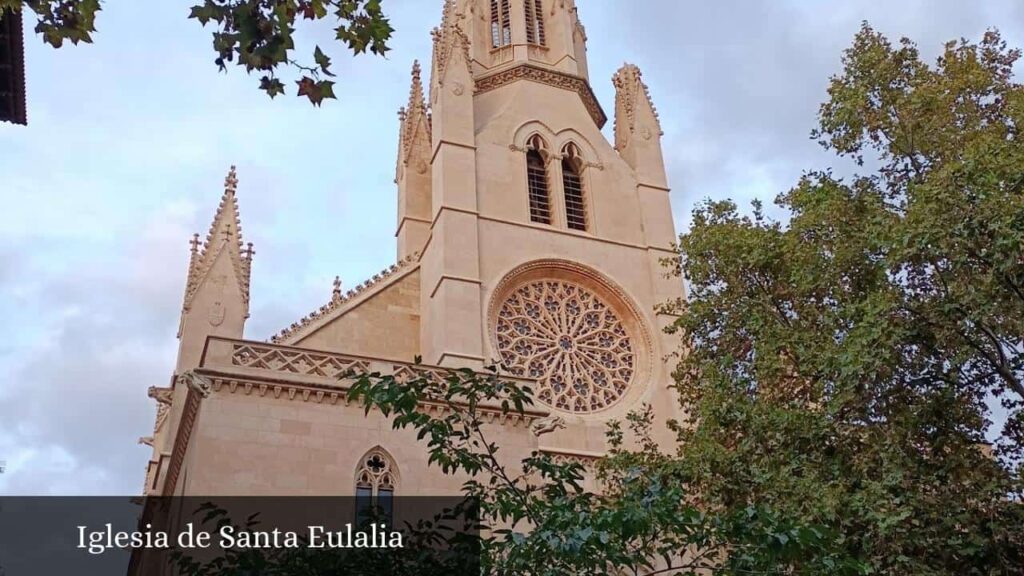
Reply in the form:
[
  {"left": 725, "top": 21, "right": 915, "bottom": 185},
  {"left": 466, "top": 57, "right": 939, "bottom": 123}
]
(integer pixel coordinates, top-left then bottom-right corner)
[
  {"left": 0, "top": 0, "right": 393, "bottom": 104},
  {"left": 344, "top": 368, "right": 865, "bottom": 576},
  {"left": 664, "top": 23, "right": 1024, "bottom": 574}
]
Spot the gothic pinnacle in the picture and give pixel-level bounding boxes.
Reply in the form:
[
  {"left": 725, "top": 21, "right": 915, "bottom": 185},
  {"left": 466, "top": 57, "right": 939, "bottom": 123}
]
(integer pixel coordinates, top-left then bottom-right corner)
[
  {"left": 332, "top": 276, "right": 343, "bottom": 303},
  {"left": 182, "top": 165, "right": 252, "bottom": 314},
  {"left": 224, "top": 165, "right": 238, "bottom": 194},
  {"left": 409, "top": 60, "right": 424, "bottom": 108},
  {"left": 399, "top": 59, "right": 431, "bottom": 167}
]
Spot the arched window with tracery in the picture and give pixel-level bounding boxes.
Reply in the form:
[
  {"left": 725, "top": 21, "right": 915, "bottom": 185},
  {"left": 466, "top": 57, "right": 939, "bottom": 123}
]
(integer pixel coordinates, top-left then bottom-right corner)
[
  {"left": 355, "top": 448, "right": 397, "bottom": 526},
  {"left": 525, "top": 0, "right": 546, "bottom": 46},
  {"left": 490, "top": 0, "right": 511, "bottom": 47},
  {"left": 526, "top": 135, "right": 551, "bottom": 224},
  {"left": 561, "top": 143, "right": 587, "bottom": 231}
]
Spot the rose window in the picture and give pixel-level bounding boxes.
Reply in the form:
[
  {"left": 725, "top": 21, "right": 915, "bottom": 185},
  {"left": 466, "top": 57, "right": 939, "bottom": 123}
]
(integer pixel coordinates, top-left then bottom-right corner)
[{"left": 495, "top": 280, "right": 636, "bottom": 413}]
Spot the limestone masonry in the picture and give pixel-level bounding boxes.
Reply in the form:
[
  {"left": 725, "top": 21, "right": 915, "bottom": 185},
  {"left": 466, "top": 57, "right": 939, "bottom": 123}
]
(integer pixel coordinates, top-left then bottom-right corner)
[{"left": 140, "top": 0, "right": 684, "bottom": 500}]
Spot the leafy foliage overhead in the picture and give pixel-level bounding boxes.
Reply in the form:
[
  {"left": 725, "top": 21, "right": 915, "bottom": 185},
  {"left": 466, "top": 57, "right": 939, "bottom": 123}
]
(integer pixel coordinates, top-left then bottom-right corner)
[
  {"left": 3, "top": 0, "right": 393, "bottom": 105},
  {"left": 663, "top": 23, "right": 1024, "bottom": 575}
]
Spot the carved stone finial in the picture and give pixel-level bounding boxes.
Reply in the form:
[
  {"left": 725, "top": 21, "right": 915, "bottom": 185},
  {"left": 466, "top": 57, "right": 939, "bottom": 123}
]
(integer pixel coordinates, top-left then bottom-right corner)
[
  {"left": 189, "top": 233, "right": 201, "bottom": 254},
  {"left": 243, "top": 242, "right": 255, "bottom": 260},
  {"left": 530, "top": 415, "right": 566, "bottom": 437},
  {"left": 224, "top": 165, "right": 238, "bottom": 193},
  {"left": 410, "top": 59, "right": 422, "bottom": 90},
  {"left": 612, "top": 62, "right": 662, "bottom": 147},
  {"left": 332, "top": 276, "right": 343, "bottom": 302}
]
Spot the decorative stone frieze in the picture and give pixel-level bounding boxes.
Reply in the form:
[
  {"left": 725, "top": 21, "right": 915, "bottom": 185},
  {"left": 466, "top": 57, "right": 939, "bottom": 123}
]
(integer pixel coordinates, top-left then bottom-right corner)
[
  {"left": 540, "top": 448, "right": 602, "bottom": 469},
  {"left": 475, "top": 64, "right": 607, "bottom": 128}
]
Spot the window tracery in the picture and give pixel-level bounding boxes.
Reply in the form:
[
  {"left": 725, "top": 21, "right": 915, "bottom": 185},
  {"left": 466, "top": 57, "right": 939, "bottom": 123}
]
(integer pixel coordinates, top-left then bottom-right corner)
[
  {"left": 355, "top": 448, "right": 396, "bottom": 525},
  {"left": 495, "top": 280, "right": 636, "bottom": 412},
  {"left": 356, "top": 451, "right": 396, "bottom": 492}
]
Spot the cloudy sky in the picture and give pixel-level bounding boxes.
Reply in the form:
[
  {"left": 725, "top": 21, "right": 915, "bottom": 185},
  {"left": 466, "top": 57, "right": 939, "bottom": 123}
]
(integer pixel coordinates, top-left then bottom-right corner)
[{"left": 1, "top": 0, "right": 1021, "bottom": 495}]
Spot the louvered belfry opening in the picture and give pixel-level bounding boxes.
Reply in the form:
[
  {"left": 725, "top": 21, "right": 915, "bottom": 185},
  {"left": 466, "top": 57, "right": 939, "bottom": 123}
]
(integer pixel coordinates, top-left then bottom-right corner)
[
  {"left": 526, "top": 136, "right": 552, "bottom": 224},
  {"left": 562, "top": 160, "right": 587, "bottom": 230},
  {"left": 490, "top": 0, "right": 512, "bottom": 48},
  {"left": 0, "top": 7, "right": 26, "bottom": 125},
  {"left": 525, "top": 0, "right": 546, "bottom": 46},
  {"left": 562, "top": 145, "right": 587, "bottom": 231}
]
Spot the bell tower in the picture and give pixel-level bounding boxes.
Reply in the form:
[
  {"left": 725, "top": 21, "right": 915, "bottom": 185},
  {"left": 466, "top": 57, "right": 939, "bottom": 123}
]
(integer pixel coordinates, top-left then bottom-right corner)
[
  {"left": 141, "top": 0, "right": 685, "bottom": 502},
  {"left": 406, "top": 0, "right": 682, "bottom": 444},
  {"left": 460, "top": 0, "right": 591, "bottom": 80}
]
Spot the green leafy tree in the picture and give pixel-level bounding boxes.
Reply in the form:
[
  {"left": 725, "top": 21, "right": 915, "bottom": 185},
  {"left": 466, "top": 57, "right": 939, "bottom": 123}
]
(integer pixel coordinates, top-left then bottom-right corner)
[
  {"left": 0, "top": 0, "right": 393, "bottom": 104},
  {"left": 344, "top": 367, "right": 865, "bottom": 575},
  {"left": 664, "top": 23, "right": 1024, "bottom": 575}
]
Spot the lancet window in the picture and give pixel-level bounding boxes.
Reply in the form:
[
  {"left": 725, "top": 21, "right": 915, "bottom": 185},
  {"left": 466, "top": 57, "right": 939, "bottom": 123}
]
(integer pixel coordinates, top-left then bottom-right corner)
[
  {"left": 525, "top": 0, "right": 546, "bottom": 46},
  {"left": 355, "top": 448, "right": 397, "bottom": 526},
  {"left": 526, "top": 135, "right": 552, "bottom": 224},
  {"left": 561, "top": 143, "right": 587, "bottom": 231},
  {"left": 490, "top": 0, "right": 512, "bottom": 47}
]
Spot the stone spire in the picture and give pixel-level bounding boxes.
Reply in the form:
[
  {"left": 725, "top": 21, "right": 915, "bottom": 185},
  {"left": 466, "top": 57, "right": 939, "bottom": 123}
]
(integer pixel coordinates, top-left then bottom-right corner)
[
  {"left": 395, "top": 61, "right": 435, "bottom": 260},
  {"left": 398, "top": 60, "right": 431, "bottom": 172},
  {"left": 613, "top": 63, "right": 666, "bottom": 188},
  {"left": 182, "top": 166, "right": 252, "bottom": 314},
  {"left": 176, "top": 166, "right": 253, "bottom": 371},
  {"left": 430, "top": 0, "right": 472, "bottom": 95}
]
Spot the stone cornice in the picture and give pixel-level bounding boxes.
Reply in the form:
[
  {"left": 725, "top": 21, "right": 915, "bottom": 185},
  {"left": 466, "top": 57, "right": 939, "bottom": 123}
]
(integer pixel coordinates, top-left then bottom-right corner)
[
  {"left": 159, "top": 337, "right": 551, "bottom": 496},
  {"left": 198, "top": 338, "right": 549, "bottom": 427},
  {"left": 474, "top": 64, "right": 607, "bottom": 129},
  {"left": 201, "top": 374, "right": 545, "bottom": 428}
]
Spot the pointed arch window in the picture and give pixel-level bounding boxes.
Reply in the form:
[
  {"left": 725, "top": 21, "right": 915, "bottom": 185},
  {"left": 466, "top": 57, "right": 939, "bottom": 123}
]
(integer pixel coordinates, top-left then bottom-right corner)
[
  {"left": 561, "top": 144, "right": 588, "bottom": 231},
  {"left": 490, "top": 0, "right": 512, "bottom": 48},
  {"left": 525, "top": 0, "right": 546, "bottom": 46},
  {"left": 526, "top": 135, "right": 551, "bottom": 224},
  {"left": 355, "top": 448, "right": 397, "bottom": 526}
]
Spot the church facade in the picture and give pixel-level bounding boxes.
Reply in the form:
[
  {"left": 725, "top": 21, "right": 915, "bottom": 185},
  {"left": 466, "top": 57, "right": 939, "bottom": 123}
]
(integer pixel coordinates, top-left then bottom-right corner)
[{"left": 141, "top": 0, "right": 683, "bottom": 498}]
